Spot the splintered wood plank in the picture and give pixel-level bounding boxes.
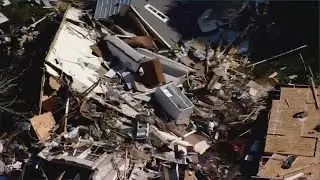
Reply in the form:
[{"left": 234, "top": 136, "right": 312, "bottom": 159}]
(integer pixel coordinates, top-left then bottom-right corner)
[{"left": 283, "top": 164, "right": 320, "bottom": 180}]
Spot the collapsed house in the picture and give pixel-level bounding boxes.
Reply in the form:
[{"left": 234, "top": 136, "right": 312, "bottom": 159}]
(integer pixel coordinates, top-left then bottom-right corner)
[
  {"left": 257, "top": 86, "right": 320, "bottom": 180},
  {"left": 33, "top": 5, "right": 270, "bottom": 179}
]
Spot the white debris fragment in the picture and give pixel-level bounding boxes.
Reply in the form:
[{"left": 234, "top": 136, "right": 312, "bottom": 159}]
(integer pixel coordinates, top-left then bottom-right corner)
[
  {"left": 119, "top": 104, "right": 139, "bottom": 118},
  {"left": 193, "top": 49, "right": 206, "bottom": 61},
  {"left": 268, "top": 72, "right": 278, "bottom": 78},
  {"left": 206, "top": 48, "right": 215, "bottom": 60},
  {"left": 246, "top": 80, "right": 269, "bottom": 99},
  {"left": 208, "top": 121, "right": 218, "bottom": 131},
  {"left": 249, "top": 88, "right": 258, "bottom": 97},
  {"left": 42, "top": 0, "right": 53, "bottom": 8},
  {"left": 4, "top": 36, "right": 11, "bottom": 43},
  {"left": 154, "top": 83, "right": 194, "bottom": 120},
  {"left": 122, "top": 94, "right": 140, "bottom": 107},
  {"left": 214, "top": 132, "right": 219, "bottom": 140},
  {"left": 284, "top": 173, "right": 305, "bottom": 180},
  {"left": 0, "top": 12, "right": 8, "bottom": 24},
  {"left": 0, "top": 141, "right": 3, "bottom": 153},
  {"left": 150, "top": 125, "right": 192, "bottom": 147},
  {"left": 244, "top": 154, "right": 253, "bottom": 161},
  {"left": 133, "top": 94, "right": 151, "bottom": 102},
  {"left": 65, "top": 7, "right": 84, "bottom": 23},
  {"left": 2, "top": 0, "right": 10, "bottom": 6},
  {"left": 194, "top": 140, "right": 209, "bottom": 155},
  {"left": 8, "top": 161, "right": 22, "bottom": 170},
  {"left": 213, "top": 82, "right": 222, "bottom": 90},
  {"left": 105, "top": 69, "right": 117, "bottom": 78},
  {"left": 288, "top": 75, "right": 298, "bottom": 80}
]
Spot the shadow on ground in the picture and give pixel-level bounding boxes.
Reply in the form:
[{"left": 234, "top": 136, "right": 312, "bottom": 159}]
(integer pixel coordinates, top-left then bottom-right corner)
[
  {"left": 165, "top": 1, "right": 244, "bottom": 40},
  {"left": 165, "top": 1, "right": 319, "bottom": 74}
]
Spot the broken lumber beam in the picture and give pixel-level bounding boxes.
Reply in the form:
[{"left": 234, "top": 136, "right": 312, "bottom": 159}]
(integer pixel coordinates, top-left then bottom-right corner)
[
  {"left": 248, "top": 45, "right": 307, "bottom": 67},
  {"left": 309, "top": 76, "right": 319, "bottom": 109}
]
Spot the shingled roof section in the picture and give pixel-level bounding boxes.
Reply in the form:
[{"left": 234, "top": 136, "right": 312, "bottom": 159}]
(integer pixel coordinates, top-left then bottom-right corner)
[{"left": 258, "top": 86, "right": 320, "bottom": 179}]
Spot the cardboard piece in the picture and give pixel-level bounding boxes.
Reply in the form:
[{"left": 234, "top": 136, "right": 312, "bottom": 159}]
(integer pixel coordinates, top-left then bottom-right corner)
[{"left": 30, "top": 112, "right": 56, "bottom": 141}]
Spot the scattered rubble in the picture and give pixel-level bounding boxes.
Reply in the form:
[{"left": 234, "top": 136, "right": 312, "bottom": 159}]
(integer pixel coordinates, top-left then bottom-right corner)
[{"left": 35, "top": 5, "right": 271, "bottom": 179}]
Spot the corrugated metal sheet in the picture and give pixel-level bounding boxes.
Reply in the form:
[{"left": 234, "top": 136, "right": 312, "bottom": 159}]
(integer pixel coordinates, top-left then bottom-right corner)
[{"left": 94, "top": 0, "right": 131, "bottom": 20}]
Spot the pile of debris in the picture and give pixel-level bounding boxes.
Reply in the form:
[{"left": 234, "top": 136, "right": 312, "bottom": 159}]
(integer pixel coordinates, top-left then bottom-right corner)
[
  {"left": 33, "top": 3, "right": 272, "bottom": 178},
  {"left": 0, "top": 1, "right": 277, "bottom": 179}
]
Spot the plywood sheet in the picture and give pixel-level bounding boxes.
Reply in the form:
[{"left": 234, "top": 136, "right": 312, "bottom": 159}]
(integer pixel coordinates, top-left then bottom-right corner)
[
  {"left": 31, "top": 112, "right": 56, "bottom": 141},
  {"left": 266, "top": 87, "right": 319, "bottom": 157},
  {"left": 261, "top": 87, "right": 320, "bottom": 180}
]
